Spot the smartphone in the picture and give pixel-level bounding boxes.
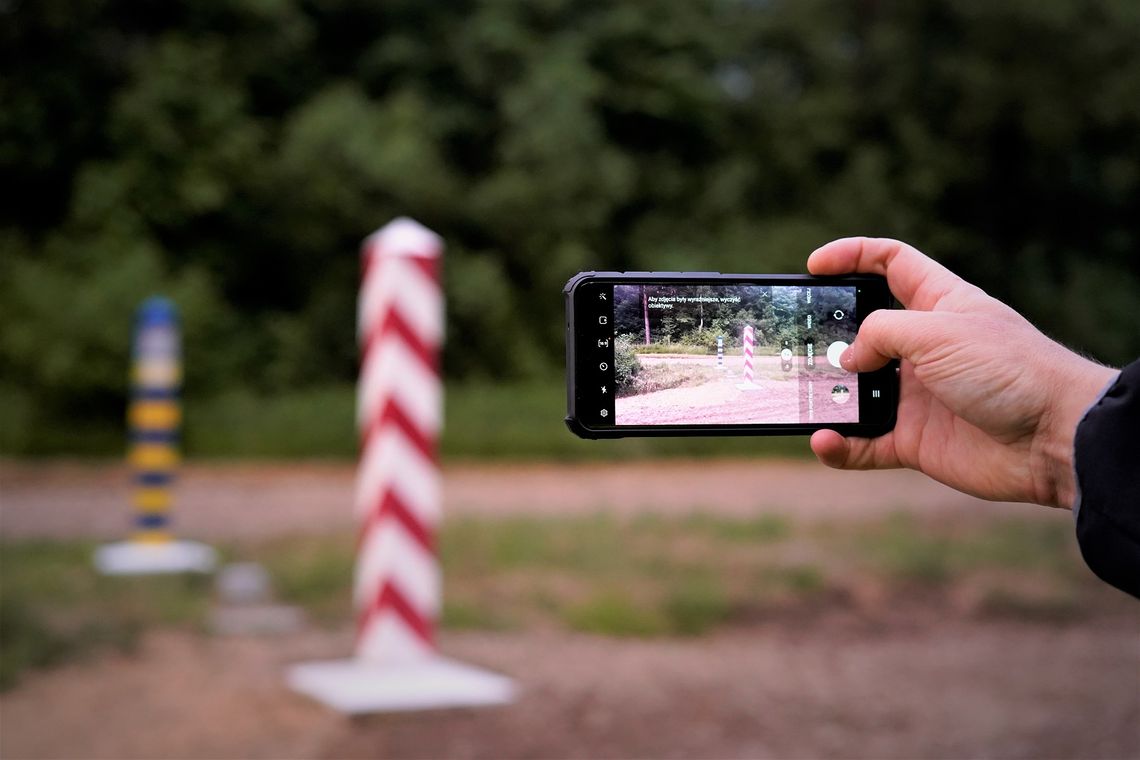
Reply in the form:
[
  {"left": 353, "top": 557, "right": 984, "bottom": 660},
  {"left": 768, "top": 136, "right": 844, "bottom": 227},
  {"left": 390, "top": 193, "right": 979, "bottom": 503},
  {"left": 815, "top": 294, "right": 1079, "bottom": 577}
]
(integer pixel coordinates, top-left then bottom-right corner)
[{"left": 564, "top": 271, "right": 898, "bottom": 438}]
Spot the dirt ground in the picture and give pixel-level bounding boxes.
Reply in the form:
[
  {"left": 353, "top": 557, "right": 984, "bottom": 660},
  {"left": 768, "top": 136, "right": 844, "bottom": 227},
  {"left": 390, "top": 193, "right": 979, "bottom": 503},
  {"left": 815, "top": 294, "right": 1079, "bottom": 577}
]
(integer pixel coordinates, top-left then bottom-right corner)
[
  {"left": 1, "top": 617, "right": 1137, "bottom": 759},
  {"left": 617, "top": 355, "right": 858, "bottom": 425},
  {"left": 0, "top": 458, "right": 1053, "bottom": 542},
  {"left": 1, "top": 460, "right": 1137, "bottom": 759}
]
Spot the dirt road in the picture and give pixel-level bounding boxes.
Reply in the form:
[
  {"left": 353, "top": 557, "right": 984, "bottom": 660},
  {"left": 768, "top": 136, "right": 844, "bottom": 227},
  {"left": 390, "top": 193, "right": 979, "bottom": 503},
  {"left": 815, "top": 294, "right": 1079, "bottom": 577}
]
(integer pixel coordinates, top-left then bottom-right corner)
[
  {"left": 0, "top": 458, "right": 1054, "bottom": 541},
  {"left": 2, "top": 618, "right": 1136, "bottom": 759},
  {"left": 618, "top": 354, "right": 858, "bottom": 425}
]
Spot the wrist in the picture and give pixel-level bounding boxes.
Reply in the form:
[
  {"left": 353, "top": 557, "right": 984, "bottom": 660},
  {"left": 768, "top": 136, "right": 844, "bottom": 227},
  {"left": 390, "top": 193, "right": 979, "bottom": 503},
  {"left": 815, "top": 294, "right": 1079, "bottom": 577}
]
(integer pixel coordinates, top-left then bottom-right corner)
[{"left": 1035, "top": 357, "right": 1119, "bottom": 509}]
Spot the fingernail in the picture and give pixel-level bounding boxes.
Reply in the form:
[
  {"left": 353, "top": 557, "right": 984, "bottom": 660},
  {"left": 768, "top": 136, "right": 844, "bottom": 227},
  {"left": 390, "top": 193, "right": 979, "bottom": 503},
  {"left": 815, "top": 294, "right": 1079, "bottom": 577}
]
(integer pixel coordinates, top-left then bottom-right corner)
[{"left": 840, "top": 347, "right": 855, "bottom": 370}]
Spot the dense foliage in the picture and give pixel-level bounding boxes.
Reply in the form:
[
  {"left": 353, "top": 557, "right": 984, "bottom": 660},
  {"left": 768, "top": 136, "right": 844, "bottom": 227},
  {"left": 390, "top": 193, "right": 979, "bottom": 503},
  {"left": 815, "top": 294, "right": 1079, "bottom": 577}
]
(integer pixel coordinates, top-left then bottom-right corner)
[
  {"left": 3, "top": 0, "right": 1139, "bottom": 437},
  {"left": 612, "top": 284, "right": 853, "bottom": 353}
]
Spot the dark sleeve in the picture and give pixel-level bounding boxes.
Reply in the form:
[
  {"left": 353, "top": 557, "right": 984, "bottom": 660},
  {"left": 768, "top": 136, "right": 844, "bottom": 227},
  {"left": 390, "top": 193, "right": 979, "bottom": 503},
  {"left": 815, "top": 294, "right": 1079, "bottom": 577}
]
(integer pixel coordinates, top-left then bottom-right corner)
[{"left": 1073, "top": 358, "right": 1140, "bottom": 599}]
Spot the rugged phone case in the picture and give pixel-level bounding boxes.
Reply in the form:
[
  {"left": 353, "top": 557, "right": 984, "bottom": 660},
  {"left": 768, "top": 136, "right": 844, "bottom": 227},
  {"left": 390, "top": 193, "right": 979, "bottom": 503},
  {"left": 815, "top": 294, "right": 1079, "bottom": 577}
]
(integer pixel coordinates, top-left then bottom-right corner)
[{"left": 564, "top": 271, "right": 898, "bottom": 439}]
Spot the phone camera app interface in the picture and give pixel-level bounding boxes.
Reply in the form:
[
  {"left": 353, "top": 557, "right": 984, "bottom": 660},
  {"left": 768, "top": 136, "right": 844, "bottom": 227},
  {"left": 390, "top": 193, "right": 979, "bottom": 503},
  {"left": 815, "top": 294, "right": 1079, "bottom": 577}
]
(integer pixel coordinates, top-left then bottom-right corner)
[{"left": 610, "top": 284, "right": 858, "bottom": 425}]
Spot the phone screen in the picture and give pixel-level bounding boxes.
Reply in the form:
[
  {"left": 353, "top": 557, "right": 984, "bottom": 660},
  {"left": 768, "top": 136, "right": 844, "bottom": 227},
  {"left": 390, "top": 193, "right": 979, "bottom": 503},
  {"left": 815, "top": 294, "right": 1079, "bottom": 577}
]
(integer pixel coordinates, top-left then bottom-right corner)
[
  {"left": 566, "top": 273, "right": 897, "bottom": 438},
  {"left": 614, "top": 283, "right": 857, "bottom": 425}
]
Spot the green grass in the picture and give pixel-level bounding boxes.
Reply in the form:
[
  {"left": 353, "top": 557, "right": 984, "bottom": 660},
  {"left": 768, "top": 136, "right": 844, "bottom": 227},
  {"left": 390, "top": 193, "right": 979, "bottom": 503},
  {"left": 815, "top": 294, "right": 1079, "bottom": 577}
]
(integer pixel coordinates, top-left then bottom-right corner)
[
  {"left": 848, "top": 513, "right": 1078, "bottom": 585},
  {"left": 0, "top": 512, "right": 1095, "bottom": 687},
  {"left": 3, "top": 380, "right": 810, "bottom": 460},
  {"left": 564, "top": 590, "right": 670, "bottom": 637},
  {"left": 0, "top": 542, "right": 212, "bottom": 690},
  {"left": 621, "top": 363, "right": 722, "bottom": 397},
  {"left": 660, "top": 575, "right": 733, "bottom": 635},
  {"left": 249, "top": 535, "right": 354, "bottom": 622}
]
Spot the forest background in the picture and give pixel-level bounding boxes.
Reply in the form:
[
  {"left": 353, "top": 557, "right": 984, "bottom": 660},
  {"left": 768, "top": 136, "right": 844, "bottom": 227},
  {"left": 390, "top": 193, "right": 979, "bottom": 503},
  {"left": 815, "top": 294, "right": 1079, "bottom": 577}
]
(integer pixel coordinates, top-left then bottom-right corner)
[
  {"left": 612, "top": 283, "right": 853, "bottom": 352},
  {"left": 3, "top": 0, "right": 1138, "bottom": 456}
]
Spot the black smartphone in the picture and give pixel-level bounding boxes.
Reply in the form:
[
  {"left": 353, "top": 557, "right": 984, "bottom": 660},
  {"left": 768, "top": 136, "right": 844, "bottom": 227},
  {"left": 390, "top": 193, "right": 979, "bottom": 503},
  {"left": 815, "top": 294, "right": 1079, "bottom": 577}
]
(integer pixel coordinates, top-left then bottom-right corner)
[{"left": 564, "top": 271, "right": 898, "bottom": 438}]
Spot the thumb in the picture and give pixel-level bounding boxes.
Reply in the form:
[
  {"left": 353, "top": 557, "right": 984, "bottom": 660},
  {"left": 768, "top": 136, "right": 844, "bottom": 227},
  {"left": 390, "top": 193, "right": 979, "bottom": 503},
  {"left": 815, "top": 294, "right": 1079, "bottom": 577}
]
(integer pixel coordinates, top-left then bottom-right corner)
[{"left": 841, "top": 309, "right": 941, "bottom": 373}]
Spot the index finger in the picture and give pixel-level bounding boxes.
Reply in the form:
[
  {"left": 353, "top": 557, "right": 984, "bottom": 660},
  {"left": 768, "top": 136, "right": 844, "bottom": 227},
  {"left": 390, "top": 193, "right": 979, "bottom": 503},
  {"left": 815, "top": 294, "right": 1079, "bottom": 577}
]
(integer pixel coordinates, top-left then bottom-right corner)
[{"left": 806, "top": 237, "right": 961, "bottom": 311}]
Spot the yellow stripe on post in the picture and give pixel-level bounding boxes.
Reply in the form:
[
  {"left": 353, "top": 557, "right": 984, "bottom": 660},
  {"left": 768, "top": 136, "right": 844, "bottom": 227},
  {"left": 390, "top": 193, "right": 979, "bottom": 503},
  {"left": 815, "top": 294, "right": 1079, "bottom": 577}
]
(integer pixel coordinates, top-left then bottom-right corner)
[
  {"left": 130, "top": 400, "right": 181, "bottom": 429},
  {"left": 131, "top": 530, "right": 173, "bottom": 544},
  {"left": 133, "top": 488, "right": 172, "bottom": 512},
  {"left": 128, "top": 444, "right": 180, "bottom": 470}
]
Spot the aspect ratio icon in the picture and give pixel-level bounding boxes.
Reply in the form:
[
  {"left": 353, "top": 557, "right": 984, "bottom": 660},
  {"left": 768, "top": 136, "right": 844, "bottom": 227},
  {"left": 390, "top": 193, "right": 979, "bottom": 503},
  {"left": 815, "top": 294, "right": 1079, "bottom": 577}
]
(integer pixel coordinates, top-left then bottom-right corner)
[{"left": 598, "top": 338, "right": 610, "bottom": 348}]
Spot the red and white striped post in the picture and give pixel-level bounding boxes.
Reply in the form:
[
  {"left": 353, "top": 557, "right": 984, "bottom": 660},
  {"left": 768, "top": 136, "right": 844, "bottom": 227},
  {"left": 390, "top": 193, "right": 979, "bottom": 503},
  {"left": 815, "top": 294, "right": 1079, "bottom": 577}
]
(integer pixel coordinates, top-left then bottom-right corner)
[
  {"left": 737, "top": 324, "right": 760, "bottom": 390},
  {"left": 288, "top": 218, "right": 514, "bottom": 713},
  {"left": 354, "top": 218, "right": 443, "bottom": 662}
]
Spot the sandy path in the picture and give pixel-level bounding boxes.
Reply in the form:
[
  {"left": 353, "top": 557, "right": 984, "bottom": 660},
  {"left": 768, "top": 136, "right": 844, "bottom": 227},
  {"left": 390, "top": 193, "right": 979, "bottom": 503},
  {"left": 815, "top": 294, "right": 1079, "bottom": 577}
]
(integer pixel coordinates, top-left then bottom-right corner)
[
  {"left": 0, "top": 459, "right": 1055, "bottom": 541},
  {"left": 619, "top": 354, "right": 858, "bottom": 425},
  {"left": 2, "top": 618, "right": 1137, "bottom": 759}
]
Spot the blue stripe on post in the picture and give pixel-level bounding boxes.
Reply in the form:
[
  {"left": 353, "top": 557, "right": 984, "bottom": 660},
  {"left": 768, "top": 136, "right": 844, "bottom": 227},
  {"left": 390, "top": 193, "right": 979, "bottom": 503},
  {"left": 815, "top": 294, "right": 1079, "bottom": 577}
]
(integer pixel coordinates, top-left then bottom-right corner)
[
  {"left": 135, "top": 513, "right": 169, "bottom": 529},
  {"left": 135, "top": 471, "right": 173, "bottom": 487},
  {"left": 130, "top": 430, "right": 180, "bottom": 445},
  {"left": 132, "top": 387, "right": 179, "bottom": 401}
]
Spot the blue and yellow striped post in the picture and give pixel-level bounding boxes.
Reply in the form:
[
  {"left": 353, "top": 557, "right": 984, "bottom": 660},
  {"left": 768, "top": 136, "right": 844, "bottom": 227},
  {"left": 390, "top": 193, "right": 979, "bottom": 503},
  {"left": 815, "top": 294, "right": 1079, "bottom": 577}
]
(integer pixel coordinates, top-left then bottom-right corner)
[
  {"left": 95, "top": 298, "right": 215, "bottom": 575},
  {"left": 129, "top": 297, "right": 182, "bottom": 543}
]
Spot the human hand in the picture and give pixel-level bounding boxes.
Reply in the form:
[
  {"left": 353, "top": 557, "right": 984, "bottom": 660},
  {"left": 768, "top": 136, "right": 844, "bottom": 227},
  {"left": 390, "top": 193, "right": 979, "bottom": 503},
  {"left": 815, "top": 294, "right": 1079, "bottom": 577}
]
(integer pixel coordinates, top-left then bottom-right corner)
[{"left": 807, "top": 237, "right": 1118, "bottom": 509}]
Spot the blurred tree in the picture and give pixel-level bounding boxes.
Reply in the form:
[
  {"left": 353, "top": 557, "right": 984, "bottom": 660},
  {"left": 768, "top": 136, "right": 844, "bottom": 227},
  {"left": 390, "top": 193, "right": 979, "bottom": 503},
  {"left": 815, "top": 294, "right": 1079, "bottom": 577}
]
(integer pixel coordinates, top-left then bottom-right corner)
[{"left": 2, "top": 0, "right": 1138, "bottom": 447}]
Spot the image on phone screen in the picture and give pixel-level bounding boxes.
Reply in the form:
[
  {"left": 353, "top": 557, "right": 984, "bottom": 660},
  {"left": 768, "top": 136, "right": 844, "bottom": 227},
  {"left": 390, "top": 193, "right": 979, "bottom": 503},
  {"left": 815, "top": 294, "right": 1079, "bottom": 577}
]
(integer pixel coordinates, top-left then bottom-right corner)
[{"left": 611, "top": 284, "right": 857, "bottom": 426}]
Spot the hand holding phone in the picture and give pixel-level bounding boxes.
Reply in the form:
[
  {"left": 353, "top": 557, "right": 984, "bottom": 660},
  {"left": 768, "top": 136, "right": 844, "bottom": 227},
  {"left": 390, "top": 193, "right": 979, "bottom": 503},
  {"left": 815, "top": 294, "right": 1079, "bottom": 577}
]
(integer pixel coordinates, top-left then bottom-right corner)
[{"left": 564, "top": 272, "right": 898, "bottom": 438}]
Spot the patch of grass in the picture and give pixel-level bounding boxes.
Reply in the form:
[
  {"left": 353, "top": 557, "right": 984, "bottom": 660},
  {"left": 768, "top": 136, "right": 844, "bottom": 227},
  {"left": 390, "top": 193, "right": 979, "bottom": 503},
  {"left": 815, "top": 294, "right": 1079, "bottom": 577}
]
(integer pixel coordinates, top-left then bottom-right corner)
[
  {"left": 440, "top": 600, "right": 515, "bottom": 631},
  {"left": 442, "top": 515, "right": 627, "bottom": 576},
  {"left": 681, "top": 513, "right": 792, "bottom": 543},
  {"left": 853, "top": 514, "right": 955, "bottom": 585},
  {"left": 0, "top": 511, "right": 1092, "bottom": 686},
  {"left": 444, "top": 514, "right": 799, "bottom": 638},
  {"left": 661, "top": 576, "right": 732, "bottom": 635},
  {"left": 632, "top": 343, "right": 715, "bottom": 355},
  {"left": 252, "top": 535, "right": 353, "bottom": 623},
  {"left": 622, "top": 363, "right": 722, "bottom": 396},
  {"left": 772, "top": 565, "right": 827, "bottom": 594},
  {"left": 445, "top": 378, "right": 808, "bottom": 460},
  {"left": 748, "top": 564, "right": 829, "bottom": 605},
  {"left": 0, "top": 542, "right": 210, "bottom": 690},
  {"left": 850, "top": 514, "right": 1081, "bottom": 586},
  {"left": 956, "top": 520, "right": 1074, "bottom": 576},
  {"left": 185, "top": 387, "right": 357, "bottom": 459},
  {"left": 2, "top": 380, "right": 810, "bottom": 460},
  {"left": 564, "top": 590, "right": 669, "bottom": 637},
  {"left": 0, "top": 597, "right": 82, "bottom": 690}
]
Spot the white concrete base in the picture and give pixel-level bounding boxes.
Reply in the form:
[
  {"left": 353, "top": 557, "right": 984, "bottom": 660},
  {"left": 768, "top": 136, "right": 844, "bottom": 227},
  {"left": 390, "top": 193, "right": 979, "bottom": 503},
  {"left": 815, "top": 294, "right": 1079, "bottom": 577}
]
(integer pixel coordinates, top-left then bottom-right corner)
[
  {"left": 287, "top": 656, "right": 516, "bottom": 714},
  {"left": 94, "top": 540, "right": 217, "bottom": 575},
  {"left": 736, "top": 382, "right": 762, "bottom": 391}
]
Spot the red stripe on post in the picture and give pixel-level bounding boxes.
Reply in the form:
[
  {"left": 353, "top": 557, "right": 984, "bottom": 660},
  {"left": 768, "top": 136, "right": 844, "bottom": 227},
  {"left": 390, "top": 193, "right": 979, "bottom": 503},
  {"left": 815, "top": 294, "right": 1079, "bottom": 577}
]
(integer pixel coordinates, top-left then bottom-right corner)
[
  {"left": 408, "top": 255, "right": 438, "bottom": 281},
  {"left": 362, "top": 308, "right": 438, "bottom": 373},
  {"left": 361, "top": 397, "right": 437, "bottom": 463},
  {"left": 357, "top": 488, "right": 436, "bottom": 554},
  {"left": 357, "top": 581, "right": 434, "bottom": 647}
]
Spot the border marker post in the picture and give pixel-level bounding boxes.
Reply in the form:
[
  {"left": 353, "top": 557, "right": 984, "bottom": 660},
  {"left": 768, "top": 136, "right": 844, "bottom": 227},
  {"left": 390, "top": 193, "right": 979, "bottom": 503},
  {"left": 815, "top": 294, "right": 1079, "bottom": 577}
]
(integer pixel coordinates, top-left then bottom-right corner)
[
  {"left": 287, "top": 217, "right": 515, "bottom": 714},
  {"left": 736, "top": 324, "right": 761, "bottom": 390},
  {"left": 94, "top": 297, "right": 216, "bottom": 575}
]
